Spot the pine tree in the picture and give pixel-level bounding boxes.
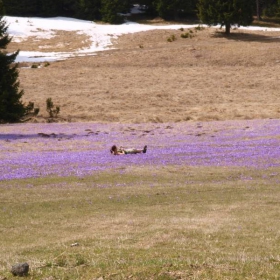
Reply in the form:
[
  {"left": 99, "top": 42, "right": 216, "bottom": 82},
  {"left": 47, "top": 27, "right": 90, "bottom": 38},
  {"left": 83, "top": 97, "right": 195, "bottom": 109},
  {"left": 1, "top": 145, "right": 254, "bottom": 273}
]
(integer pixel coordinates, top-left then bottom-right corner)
[
  {"left": 262, "top": 0, "right": 280, "bottom": 17},
  {"left": 2, "top": 0, "right": 38, "bottom": 16},
  {"left": 36, "top": 0, "right": 60, "bottom": 17},
  {"left": 101, "top": 0, "right": 130, "bottom": 24},
  {"left": 155, "top": 0, "right": 179, "bottom": 20},
  {"left": 0, "top": 16, "right": 38, "bottom": 123},
  {"left": 77, "top": 0, "right": 102, "bottom": 20},
  {"left": 197, "top": 0, "right": 254, "bottom": 35},
  {"left": 0, "top": 0, "right": 4, "bottom": 14},
  {"left": 154, "top": 0, "right": 196, "bottom": 20}
]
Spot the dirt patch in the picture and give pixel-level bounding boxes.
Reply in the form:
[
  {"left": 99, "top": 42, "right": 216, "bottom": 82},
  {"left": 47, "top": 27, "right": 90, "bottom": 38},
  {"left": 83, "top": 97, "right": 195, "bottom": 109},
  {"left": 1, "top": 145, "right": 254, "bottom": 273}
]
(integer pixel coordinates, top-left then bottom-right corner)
[
  {"left": 9, "top": 26, "right": 280, "bottom": 123},
  {"left": 9, "top": 30, "right": 91, "bottom": 53}
]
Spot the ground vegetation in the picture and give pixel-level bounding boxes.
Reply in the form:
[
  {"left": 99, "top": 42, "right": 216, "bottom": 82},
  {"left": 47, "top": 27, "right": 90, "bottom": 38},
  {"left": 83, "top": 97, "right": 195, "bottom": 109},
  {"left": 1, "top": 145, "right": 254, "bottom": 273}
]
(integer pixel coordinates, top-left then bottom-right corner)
[{"left": 7, "top": 24, "right": 280, "bottom": 123}]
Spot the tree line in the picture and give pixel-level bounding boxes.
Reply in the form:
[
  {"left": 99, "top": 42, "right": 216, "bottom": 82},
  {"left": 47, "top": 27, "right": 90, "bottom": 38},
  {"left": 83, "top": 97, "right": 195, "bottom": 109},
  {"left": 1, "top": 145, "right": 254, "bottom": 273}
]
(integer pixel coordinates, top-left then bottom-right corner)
[{"left": 1, "top": 0, "right": 280, "bottom": 24}]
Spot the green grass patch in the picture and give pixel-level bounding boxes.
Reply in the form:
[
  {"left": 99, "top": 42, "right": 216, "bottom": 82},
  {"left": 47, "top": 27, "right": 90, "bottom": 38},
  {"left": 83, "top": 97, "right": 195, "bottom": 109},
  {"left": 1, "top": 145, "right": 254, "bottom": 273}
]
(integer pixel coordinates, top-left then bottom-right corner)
[{"left": 0, "top": 166, "right": 279, "bottom": 279}]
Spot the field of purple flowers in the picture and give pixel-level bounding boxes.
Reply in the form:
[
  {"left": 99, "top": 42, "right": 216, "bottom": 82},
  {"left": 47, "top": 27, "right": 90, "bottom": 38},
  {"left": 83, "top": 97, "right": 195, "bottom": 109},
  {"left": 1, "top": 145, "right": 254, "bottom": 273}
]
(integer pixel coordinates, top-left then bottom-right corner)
[
  {"left": 1, "top": 119, "right": 279, "bottom": 181},
  {"left": 1, "top": 119, "right": 280, "bottom": 279}
]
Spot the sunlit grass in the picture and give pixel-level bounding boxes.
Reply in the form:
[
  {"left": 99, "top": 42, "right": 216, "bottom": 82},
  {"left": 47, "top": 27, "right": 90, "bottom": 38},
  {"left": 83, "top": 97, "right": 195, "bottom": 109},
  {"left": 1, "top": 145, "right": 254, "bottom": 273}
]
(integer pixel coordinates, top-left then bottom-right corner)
[{"left": 0, "top": 166, "right": 279, "bottom": 279}]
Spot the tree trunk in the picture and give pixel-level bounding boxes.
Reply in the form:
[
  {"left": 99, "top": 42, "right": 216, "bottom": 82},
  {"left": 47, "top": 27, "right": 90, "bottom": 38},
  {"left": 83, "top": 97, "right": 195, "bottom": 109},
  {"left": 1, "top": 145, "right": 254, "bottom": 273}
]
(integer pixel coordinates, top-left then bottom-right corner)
[
  {"left": 256, "top": 0, "right": 262, "bottom": 21},
  {"left": 173, "top": 9, "right": 179, "bottom": 21},
  {"left": 225, "top": 23, "right": 230, "bottom": 35}
]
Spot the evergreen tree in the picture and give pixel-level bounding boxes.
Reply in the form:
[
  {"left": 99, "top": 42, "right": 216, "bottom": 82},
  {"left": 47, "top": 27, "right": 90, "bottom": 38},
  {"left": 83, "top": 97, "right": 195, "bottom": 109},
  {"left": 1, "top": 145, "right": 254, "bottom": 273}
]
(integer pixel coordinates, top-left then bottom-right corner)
[
  {"left": 101, "top": 0, "right": 130, "bottom": 23},
  {"left": 154, "top": 0, "right": 196, "bottom": 20},
  {"left": 135, "top": 0, "right": 157, "bottom": 17},
  {"left": 0, "top": 0, "right": 4, "bottom": 14},
  {"left": 197, "top": 0, "right": 253, "bottom": 34},
  {"left": 36, "top": 0, "right": 60, "bottom": 17},
  {"left": 0, "top": 16, "right": 38, "bottom": 123},
  {"left": 154, "top": 0, "right": 179, "bottom": 20},
  {"left": 77, "top": 0, "right": 102, "bottom": 20},
  {"left": 60, "top": 0, "right": 79, "bottom": 17},
  {"left": 2, "top": 0, "right": 38, "bottom": 16},
  {"left": 262, "top": 0, "right": 280, "bottom": 17}
]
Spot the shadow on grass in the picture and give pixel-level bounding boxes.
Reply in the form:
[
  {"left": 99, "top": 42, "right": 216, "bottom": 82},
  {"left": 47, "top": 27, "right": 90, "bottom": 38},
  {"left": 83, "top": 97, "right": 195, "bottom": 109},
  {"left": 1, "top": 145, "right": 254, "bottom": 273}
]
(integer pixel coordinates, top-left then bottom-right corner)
[
  {"left": 127, "top": 13, "right": 201, "bottom": 25},
  {"left": 253, "top": 17, "right": 280, "bottom": 27},
  {"left": 0, "top": 133, "right": 80, "bottom": 141},
  {"left": 212, "top": 30, "right": 280, "bottom": 43}
]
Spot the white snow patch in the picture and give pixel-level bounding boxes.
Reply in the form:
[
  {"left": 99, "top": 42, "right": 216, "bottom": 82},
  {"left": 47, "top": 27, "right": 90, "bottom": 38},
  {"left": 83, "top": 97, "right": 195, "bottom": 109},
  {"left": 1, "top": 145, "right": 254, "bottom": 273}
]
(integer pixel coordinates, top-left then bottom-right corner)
[{"left": 4, "top": 15, "right": 280, "bottom": 63}]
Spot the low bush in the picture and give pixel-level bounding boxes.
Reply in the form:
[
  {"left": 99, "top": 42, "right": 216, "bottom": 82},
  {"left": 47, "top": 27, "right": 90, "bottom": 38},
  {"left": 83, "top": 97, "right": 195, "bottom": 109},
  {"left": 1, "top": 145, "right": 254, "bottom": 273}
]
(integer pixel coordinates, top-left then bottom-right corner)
[
  {"left": 167, "top": 34, "right": 176, "bottom": 42},
  {"left": 181, "top": 32, "right": 194, "bottom": 38},
  {"left": 46, "top": 98, "right": 60, "bottom": 118},
  {"left": 195, "top": 25, "right": 205, "bottom": 31},
  {"left": 181, "top": 32, "right": 190, "bottom": 38}
]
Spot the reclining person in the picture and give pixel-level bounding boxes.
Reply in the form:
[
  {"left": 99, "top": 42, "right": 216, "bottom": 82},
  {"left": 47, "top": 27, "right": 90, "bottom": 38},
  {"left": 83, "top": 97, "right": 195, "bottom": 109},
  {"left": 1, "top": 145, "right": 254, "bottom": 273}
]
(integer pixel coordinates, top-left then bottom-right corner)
[{"left": 110, "top": 145, "right": 147, "bottom": 155}]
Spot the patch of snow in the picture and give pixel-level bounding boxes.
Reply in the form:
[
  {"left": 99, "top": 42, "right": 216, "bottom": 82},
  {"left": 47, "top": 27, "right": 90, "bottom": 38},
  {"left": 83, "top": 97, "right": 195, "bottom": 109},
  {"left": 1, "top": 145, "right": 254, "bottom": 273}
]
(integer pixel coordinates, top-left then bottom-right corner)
[
  {"left": 4, "top": 15, "right": 280, "bottom": 63},
  {"left": 13, "top": 50, "right": 74, "bottom": 62},
  {"left": 131, "top": 4, "right": 146, "bottom": 14}
]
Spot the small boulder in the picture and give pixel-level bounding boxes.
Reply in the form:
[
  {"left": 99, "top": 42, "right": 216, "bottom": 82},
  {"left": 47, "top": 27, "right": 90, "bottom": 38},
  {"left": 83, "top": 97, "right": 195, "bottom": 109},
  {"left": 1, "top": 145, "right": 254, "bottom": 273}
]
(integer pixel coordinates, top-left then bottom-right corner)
[{"left": 11, "top": 262, "right": 29, "bottom": 277}]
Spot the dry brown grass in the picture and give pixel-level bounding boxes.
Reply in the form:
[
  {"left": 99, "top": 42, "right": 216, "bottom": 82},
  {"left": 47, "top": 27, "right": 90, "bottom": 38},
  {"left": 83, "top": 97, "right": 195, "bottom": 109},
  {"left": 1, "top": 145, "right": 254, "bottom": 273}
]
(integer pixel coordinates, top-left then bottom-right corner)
[
  {"left": 8, "top": 26, "right": 280, "bottom": 123},
  {"left": 1, "top": 167, "right": 279, "bottom": 279},
  {"left": 9, "top": 30, "right": 92, "bottom": 53}
]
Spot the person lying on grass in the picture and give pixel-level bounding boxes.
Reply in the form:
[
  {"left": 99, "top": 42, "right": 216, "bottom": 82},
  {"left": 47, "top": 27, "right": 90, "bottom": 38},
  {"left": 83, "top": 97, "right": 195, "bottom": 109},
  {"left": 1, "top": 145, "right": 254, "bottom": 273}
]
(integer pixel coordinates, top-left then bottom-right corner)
[{"left": 110, "top": 145, "right": 147, "bottom": 155}]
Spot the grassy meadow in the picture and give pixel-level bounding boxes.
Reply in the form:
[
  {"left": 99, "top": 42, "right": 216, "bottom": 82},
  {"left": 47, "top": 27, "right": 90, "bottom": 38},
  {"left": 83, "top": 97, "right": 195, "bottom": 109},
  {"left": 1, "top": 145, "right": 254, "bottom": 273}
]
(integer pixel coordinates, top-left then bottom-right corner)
[
  {"left": 2, "top": 15, "right": 280, "bottom": 279},
  {"left": 8, "top": 23, "right": 280, "bottom": 123},
  {"left": 1, "top": 166, "right": 280, "bottom": 279}
]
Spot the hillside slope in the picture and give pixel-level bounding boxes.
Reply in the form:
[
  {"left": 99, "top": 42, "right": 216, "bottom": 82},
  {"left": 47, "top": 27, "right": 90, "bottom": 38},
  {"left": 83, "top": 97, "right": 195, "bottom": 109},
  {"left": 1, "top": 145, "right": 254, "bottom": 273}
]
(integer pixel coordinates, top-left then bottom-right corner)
[{"left": 9, "top": 26, "right": 280, "bottom": 123}]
